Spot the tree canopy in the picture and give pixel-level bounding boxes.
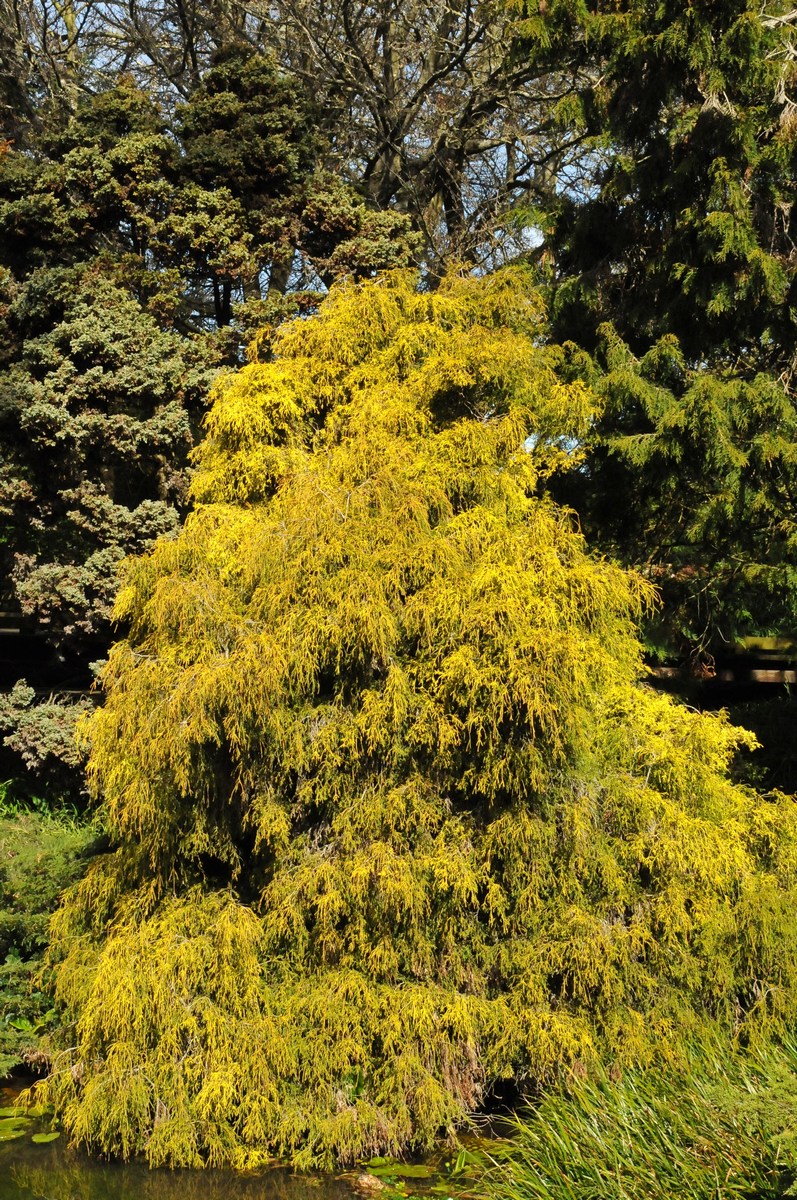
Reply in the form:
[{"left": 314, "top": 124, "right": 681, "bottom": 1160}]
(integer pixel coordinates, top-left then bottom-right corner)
[
  {"left": 550, "top": 0, "right": 797, "bottom": 374},
  {"left": 554, "top": 329, "right": 797, "bottom": 660},
  {"left": 39, "top": 272, "right": 797, "bottom": 1167},
  {"left": 6, "top": 0, "right": 797, "bottom": 667},
  {"left": 0, "top": 56, "right": 418, "bottom": 793}
]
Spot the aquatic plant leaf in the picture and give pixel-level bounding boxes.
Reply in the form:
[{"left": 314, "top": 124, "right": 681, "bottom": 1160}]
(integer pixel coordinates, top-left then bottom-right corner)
[
  {"left": 0, "top": 1117, "right": 29, "bottom": 1141},
  {"left": 368, "top": 1165, "right": 434, "bottom": 1179}
]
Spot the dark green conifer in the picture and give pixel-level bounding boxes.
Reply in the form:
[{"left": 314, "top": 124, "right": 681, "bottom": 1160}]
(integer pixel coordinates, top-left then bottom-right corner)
[
  {"left": 0, "top": 65, "right": 417, "bottom": 793},
  {"left": 542, "top": 0, "right": 797, "bottom": 657}
]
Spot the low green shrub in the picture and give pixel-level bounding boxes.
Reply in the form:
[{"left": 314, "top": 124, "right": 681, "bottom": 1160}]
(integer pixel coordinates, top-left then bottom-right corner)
[{"left": 0, "top": 796, "right": 99, "bottom": 1077}]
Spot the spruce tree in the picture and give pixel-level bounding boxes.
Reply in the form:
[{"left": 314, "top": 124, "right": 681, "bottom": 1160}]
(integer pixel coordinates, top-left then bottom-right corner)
[{"left": 39, "top": 271, "right": 797, "bottom": 1167}]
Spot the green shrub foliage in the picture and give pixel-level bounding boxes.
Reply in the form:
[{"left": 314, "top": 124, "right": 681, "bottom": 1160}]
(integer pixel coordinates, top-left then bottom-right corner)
[
  {"left": 39, "top": 271, "right": 797, "bottom": 1167},
  {"left": 0, "top": 804, "right": 98, "bottom": 1077}
]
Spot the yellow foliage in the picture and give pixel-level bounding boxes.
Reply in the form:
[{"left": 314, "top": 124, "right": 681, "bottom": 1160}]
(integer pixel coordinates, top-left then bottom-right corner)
[{"left": 39, "top": 269, "right": 797, "bottom": 1167}]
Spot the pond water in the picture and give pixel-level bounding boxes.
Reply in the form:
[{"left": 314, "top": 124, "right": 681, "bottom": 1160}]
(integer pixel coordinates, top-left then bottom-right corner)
[
  {"left": 1, "top": 1137, "right": 359, "bottom": 1200},
  {"left": 0, "top": 1085, "right": 464, "bottom": 1200}
]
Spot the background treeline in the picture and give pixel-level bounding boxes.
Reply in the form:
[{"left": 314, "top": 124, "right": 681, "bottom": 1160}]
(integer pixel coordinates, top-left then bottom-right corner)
[
  {"left": 2, "top": 0, "right": 797, "bottom": 1083},
  {"left": 3, "top": 0, "right": 797, "bottom": 802}
]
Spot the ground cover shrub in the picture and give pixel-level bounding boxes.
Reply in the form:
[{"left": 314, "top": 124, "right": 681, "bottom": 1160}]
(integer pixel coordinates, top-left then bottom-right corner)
[{"left": 0, "top": 796, "right": 99, "bottom": 1077}]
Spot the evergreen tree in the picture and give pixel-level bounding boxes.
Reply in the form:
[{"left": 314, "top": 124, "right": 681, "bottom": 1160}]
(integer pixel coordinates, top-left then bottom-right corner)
[
  {"left": 39, "top": 272, "right": 797, "bottom": 1166},
  {"left": 175, "top": 47, "right": 419, "bottom": 313},
  {"left": 543, "top": 0, "right": 797, "bottom": 659},
  {"left": 0, "top": 80, "right": 224, "bottom": 790},
  {"left": 550, "top": 0, "right": 797, "bottom": 373},
  {"left": 555, "top": 329, "right": 797, "bottom": 660},
  {"left": 0, "top": 65, "right": 418, "bottom": 795},
  {"left": 0, "top": 267, "right": 214, "bottom": 653}
]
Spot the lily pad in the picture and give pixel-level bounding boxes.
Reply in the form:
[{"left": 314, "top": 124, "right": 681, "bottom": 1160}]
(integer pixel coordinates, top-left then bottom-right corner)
[
  {"left": 27, "top": 1104, "right": 52, "bottom": 1118},
  {"left": 0, "top": 1106, "right": 24, "bottom": 1118},
  {"left": 31, "top": 1131, "right": 61, "bottom": 1144},
  {"left": 0, "top": 1117, "right": 28, "bottom": 1142}
]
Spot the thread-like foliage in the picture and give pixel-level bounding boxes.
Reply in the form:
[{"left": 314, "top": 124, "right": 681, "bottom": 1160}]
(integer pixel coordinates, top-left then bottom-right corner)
[{"left": 38, "top": 271, "right": 797, "bottom": 1168}]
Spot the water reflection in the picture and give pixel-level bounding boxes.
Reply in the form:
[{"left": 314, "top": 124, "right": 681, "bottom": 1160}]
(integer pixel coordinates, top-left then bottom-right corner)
[
  {"left": 0, "top": 1083, "right": 475, "bottom": 1200},
  {"left": 2, "top": 1139, "right": 358, "bottom": 1200},
  {"left": 0, "top": 1085, "right": 358, "bottom": 1200}
]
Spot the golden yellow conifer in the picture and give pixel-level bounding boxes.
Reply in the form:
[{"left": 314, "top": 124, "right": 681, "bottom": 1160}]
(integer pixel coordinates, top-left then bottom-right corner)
[{"left": 40, "top": 270, "right": 797, "bottom": 1168}]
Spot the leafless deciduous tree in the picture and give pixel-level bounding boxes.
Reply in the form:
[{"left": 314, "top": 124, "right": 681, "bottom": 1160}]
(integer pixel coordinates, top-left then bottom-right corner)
[
  {"left": 2, "top": 0, "right": 594, "bottom": 267},
  {"left": 1, "top": 0, "right": 104, "bottom": 133},
  {"left": 257, "top": 0, "right": 592, "bottom": 266}
]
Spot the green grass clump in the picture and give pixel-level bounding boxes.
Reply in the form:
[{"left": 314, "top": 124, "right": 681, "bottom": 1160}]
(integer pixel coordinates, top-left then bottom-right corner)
[{"left": 486, "top": 1041, "right": 797, "bottom": 1200}]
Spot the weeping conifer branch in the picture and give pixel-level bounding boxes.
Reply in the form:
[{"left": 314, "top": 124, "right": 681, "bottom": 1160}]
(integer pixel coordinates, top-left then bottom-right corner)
[{"left": 34, "top": 269, "right": 797, "bottom": 1168}]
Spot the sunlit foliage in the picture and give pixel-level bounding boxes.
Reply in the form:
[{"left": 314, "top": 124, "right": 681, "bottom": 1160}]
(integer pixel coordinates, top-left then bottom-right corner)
[
  {"left": 486, "top": 1038, "right": 797, "bottom": 1200},
  {"left": 38, "top": 270, "right": 797, "bottom": 1167}
]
